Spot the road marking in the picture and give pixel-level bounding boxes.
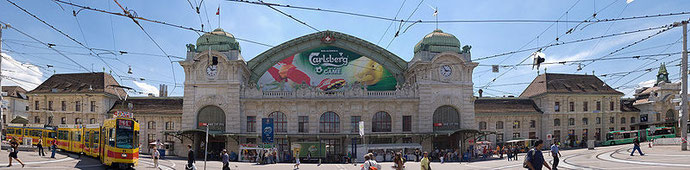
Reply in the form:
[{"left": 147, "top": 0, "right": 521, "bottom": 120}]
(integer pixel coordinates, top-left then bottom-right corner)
[
  {"left": 139, "top": 159, "right": 175, "bottom": 170},
  {"left": 0, "top": 156, "right": 74, "bottom": 166},
  {"left": 597, "top": 148, "right": 690, "bottom": 167}
]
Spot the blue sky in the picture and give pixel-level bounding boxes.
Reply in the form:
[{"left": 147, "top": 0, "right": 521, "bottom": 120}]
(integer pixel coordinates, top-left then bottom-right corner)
[{"left": 0, "top": 0, "right": 689, "bottom": 97}]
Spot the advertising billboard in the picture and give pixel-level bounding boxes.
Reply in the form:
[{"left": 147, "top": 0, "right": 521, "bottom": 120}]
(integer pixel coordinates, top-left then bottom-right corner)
[{"left": 257, "top": 46, "right": 397, "bottom": 91}]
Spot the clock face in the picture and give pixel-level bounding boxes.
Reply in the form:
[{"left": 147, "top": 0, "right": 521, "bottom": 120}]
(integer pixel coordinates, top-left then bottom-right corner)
[
  {"left": 440, "top": 65, "right": 452, "bottom": 77},
  {"left": 206, "top": 65, "right": 218, "bottom": 77}
]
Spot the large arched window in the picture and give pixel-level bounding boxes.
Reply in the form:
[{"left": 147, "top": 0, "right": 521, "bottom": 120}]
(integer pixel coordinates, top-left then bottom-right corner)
[
  {"left": 433, "top": 106, "right": 460, "bottom": 132},
  {"left": 197, "top": 105, "right": 226, "bottom": 132},
  {"left": 621, "top": 117, "right": 626, "bottom": 124},
  {"left": 554, "top": 119, "right": 561, "bottom": 126},
  {"left": 372, "top": 112, "right": 392, "bottom": 132},
  {"left": 666, "top": 110, "right": 675, "bottom": 122},
  {"left": 320, "top": 112, "right": 340, "bottom": 133},
  {"left": 34, "top": 116, "right": 40, "bottom": 124},
  {"left": 479, "top": 122, "right": 487, "bottom": 130},
  {"left": 148, "top": 121, "right": 156, "bottom": 129},
  {"left": 496, "top": 121, "right": 504, "bottom": 129},
  {"left": 268, "top": 111, "right": 288, "bottom": 133}
]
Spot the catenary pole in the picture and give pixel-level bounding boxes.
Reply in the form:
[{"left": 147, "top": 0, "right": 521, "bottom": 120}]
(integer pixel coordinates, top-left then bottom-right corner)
[
  {"left": 0, "top": 25, "right": 4, "bottom": 141},
  {"left": 205, "top": 125, "right": 209, "bottom": 170},
  {"left": 681, "top": 20, "right": 688, "bottom": 151}
]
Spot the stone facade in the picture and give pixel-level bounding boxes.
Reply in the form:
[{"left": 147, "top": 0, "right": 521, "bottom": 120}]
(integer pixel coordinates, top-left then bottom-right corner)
[
  {"left": 1, "top": 86, "right": 29, "bottom": 127},
  {"left": 108, "top": 97, "right": 183, "bottom": 155}
]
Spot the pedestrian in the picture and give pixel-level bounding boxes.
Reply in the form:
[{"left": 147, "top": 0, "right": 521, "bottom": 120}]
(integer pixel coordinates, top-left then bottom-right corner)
[
  {"left": 222, "top": 149, "right": 231, "bottom": 170},
  {"left": 630, "top": 138, "right": 644, "bottom": 156},
  {"left": 420, "top": 152, "right": 430, "bottom": 170},
  {"left": 524, "top": 139, "right": 551, "bottom": 170},
  {"left": 186, "top": 144, "right": 196, "bottom": 170},
  {"left": 362, "top": 153, "right": 381, "bottom": 170},
  {"left": 415, "top": 149, "right": 420, "bottom": 162},
  {"left": 37, "top": 138, "right": 45, "bottom": 157},
  {"left": 294, "top": 151, "right": 301, "bottom": 170},
  {"left": 513, "top": 146, "right": 518, "bottom": 161},
  {"left": 393, "top": 152, "right": 404, "bottom": 170},
  {"left": 439, "top": 149, "right": 445, "bottom": 164},
  {"left": 152, "top": 146, "right": 160, "bottom": 168},
  {"left": 550, "top": 142, "right": 562, "bottom": 170},
  {"left": 50, "top": 137, "right": 57, "bottom": 159},
  {"left": 8, "top": 142, "right": 25, "bottom": 168}
]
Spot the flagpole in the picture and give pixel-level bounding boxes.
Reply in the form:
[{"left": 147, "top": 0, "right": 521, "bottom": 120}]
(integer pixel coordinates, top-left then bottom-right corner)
[{"left": 218, "top": 5, "right": 221, "bottom": 28}]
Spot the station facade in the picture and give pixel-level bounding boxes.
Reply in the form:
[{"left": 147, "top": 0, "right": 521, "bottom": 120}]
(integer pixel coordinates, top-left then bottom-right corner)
[{"left": 174, "top": 28, "right": 478, "bottom": 161}]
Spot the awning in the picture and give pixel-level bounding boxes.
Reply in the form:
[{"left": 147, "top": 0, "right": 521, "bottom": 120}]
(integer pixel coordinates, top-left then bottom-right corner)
[
  {"left": 364, "top": 143, "right": 422, "bottom": 150},
  {"left": 432, "top": 129, "right": 480, "bottom": 136}
]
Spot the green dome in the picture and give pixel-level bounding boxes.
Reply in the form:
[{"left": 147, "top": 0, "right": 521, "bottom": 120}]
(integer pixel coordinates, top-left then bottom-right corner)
[
  {"left": 414, "top": 29, "right": 461, "bottom": 54},
  {"left": 196, "top": 28, "right": 240, "bottom": 52}
]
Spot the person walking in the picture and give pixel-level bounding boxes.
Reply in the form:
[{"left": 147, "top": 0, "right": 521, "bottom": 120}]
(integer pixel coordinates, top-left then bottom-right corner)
[
  {"left": 50, "top": 138, "right": 57, "bottom": 158},
  {"left": 420, "top": 152, "right": 431, "bottom": 170},
  {"left": 362, "top": 153, "right": 381, "bottom": 170},
  {"left": 393, "top": 152, "right": 404, "bottom": 170},
  {"left": 152, "top": 146, "right": 160, "bottom": 169},
  {"left": 550, "top": 142, "right": 562, "bottom": 170},
  {"left": 186, "top": 144, "right": 196, "bottom": 170},
  {"left": 513, "top": 146, "right": 518, "bottom": 161},
  {"left": 294, "top": 151, "right": 301, "bottom": 170},
  {"left": 8, "top": 142, "right": 25, "bottom": 168},
  {"left": 630, "top": 138, "right": 645, "bottom": 156},
  {"left": 37, "top": 138, "right": 45, "bottom": 157},
  {"left": 221, "top": 149, "right": 231, "bottom": 170},
  {"left": 525, "top": 140, "right": 551, "bottom": 170}
]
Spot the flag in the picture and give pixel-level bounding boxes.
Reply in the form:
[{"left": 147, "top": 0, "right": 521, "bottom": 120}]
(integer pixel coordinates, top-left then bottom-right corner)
[
  {"left": 626, "top": 0, "right": 634, "bottom": 4},
  {"left": 216, "top": 6, "right": 220, "bottom": 15},
  {"left": 433, "top": 8, "right": 438, "bottom": 16}
]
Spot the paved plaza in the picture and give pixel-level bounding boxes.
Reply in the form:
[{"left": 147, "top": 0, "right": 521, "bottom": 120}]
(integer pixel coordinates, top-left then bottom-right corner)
[{"left": 1, "top": 142, "right": 689, "bottom": 169}]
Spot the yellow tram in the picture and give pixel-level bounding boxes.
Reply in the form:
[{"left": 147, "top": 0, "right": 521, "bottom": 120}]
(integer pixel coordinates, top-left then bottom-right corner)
[{"left": 6, "top": 114, "right": 140, "bottom": 169}]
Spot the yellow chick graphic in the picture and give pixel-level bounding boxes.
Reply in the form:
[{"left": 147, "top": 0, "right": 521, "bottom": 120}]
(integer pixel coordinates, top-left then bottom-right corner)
[{"left": 354, "top": 59, "right": 384, "bottom": 85}]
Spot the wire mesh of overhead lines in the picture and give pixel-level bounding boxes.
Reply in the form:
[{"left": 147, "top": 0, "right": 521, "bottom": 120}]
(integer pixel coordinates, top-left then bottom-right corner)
[{"left": 0, "top": 0, "right": 688, "bottom": 97}]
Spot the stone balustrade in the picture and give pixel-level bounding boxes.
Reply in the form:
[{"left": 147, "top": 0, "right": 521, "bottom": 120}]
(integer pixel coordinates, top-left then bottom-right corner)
[{"left": 240, "top": 84, "right": 418, "bottom": 99}]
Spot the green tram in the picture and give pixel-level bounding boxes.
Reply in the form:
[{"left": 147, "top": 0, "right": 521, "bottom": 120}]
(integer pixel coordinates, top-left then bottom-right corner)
[{"left": 602, "top": 127, "right": 676, "bottom": 146}]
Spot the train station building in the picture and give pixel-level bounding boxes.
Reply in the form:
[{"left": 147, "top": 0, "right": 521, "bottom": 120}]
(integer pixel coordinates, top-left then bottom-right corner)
[{"left": 173, "top": 28, "right": 479, "bottom": 161}]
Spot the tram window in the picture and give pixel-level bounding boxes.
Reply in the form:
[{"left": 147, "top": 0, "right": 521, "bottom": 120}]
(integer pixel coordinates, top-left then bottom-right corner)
[
  {"left": 623, "top": 133, "right": 631, "bottom": 138},
  {"left": 73, "top": 131, "right": 82, "bottom": 142},
  {"left": 85, "top": 132, "right": 90, "bottom": 143},
  {"left": 7, "top": 129, "right": 13, "bottom": 134},
  {"left": 58, "top": 130, "right": 69, "bottom": 140},
  {"left": 93, "top": 132, "right": 99, "bottom": 144},
  {"left": 48, "top": 132, "right": 57, "bottom": 138},
  {"left": 109, "top": 128, "right": 116, "bottom": 147},
  {"left": 24, "top": 130, "right": 28, "bottom": 136}
]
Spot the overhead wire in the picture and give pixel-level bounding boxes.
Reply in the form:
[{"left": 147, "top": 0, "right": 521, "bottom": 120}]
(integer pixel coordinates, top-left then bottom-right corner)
[
  {"left": 376, "top": 0, "right": 407, "bottom": 45},
  {"left": 257, "top": 0, "right": 319, "bottom": 32},
  {"left": 385, "top": 0, "right": 425, "bottom": 49}
]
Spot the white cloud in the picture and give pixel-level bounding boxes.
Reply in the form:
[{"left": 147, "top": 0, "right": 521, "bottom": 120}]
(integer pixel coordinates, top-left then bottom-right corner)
[
  {"left": 0, "top": 53, "right": 43, "bottom": 91},
  {"left": 132, "top": 81, "right": 159, "bottom": 96},
  {"left": 638, "top": 79, "right": 656, "bottom": 88}
]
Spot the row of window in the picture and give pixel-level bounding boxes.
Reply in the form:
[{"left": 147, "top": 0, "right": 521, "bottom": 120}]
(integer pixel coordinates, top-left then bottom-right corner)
[
  {"left": 553, "top": 117, "right": 635, "bottom": 126},
  {"left": 34, "top": 100, "right": 96, "bottom": 112},
  {"left": 34, "top": 116, "right": 94, "bottom": 124},
  {"left": 146, "top": 121, "right": 176, "bottom": 130},
  {"left": 554, "top": 101, "right": 615, "bottom": 112},
  {"left": 246, "top": 111, "right": 412, "bottom": 133},
  {"left": 478, "top": 120, "right": 536, "bottom": 130}
]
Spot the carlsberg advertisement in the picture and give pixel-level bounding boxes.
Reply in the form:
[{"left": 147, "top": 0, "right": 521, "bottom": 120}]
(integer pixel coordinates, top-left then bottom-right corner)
[{"left": 257, "top": 46, "right": 397, "bottom": 91}]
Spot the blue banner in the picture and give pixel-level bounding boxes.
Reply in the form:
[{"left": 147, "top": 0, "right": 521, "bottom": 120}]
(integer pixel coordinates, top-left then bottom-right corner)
[{"left": 262, "top": 118, "right": 274, "bottom": 143}]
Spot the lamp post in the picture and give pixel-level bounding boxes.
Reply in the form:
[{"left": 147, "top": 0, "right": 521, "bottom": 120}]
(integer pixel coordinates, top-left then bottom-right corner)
[{"left": 0, "top": 23, "right": 11, "bottom": 141}]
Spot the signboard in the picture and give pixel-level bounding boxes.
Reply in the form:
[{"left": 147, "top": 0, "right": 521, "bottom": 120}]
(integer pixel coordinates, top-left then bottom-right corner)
[
  {"left": 296, "top": 142, "right": 326, "bottom": 158},
  {"left": 358, "top": 121, "right": 364, "bottom": 136},
  {"left": 114, "top": 111, "right": 134, "bottom": 118},
  {"left": 262, "top": 118, "right": 274, "bottom": 143},
  {"left": 546, "top": 134, "right": 552, "bottom": 140},
  {"left": 257, "top": 46, "right": 397, "bottom": 92},
  {"left": 117, "top": 119, "right": 133, "bottom": 130}
]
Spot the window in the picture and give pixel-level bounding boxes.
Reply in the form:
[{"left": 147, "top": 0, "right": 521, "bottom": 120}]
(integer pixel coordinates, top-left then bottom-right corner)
[
  {"left": 554, "top": 102, "right": 560, "bottom": 112},
  {"left": 319, "top": 112, "right": 340, "bottom": 133},
  {"left": 25, "top": 106, "right": 28, "bottom": 111},
  {"left": 529, "top": 120, "right": 536, "bottom": 128},
  {"left": 165, "top": 122, "right": 174, "bottom": 130},
  {"left": 583, "top": 101, "right": 588, "bottom": 112},
  {"left": 620, "top": 117, "right": 626, "bottom": 124},
  {"left": 61, "top": 101, "right": 66, "bottom": 111},
  {"left": 569, "top": 102, "right": 575, "bottom": 112},
  {"left": 247, "top": 116, "right": 256, "bottom": 132},
  {"left": 631, "top": 117, "right": 636, "bottom": 124},
  {"left": 35, "top": 101, "right": 39, "bottom": 110},
  {"left": 90, "top": 101, "right": 96, "bottom": 112},
  {"left": 609, "top": 127, "right": 615, "bottom": 132},
  {"left": 321, "top": 139, "right": 341, "bottom": 157},
  {"left": 596, "top": 117, "right": 601, "bottom": 124},
  {"left": 61, "top": 117, "right": 66, "bottom": 124},
  {"left": 496, "top": 134, "right": 504, "bottom": 142},
  {"left": 34, "top": 116, "right": 40, "bottom": 123},
  {"left": 403, "top": 116, "right": 412, "bottom": 132},
  {"left": 529, "top": 132, "right": 537, "bottom": 139},
  {"left": 513, "top": 121, "right": 520, "bottom": 129},
  {"left": 596, "top": 101, "right": 601, "bottom": 111},
  {"left": 513, "top": 133, "right": 520, "bottom": 138},
  {"left": 479, "top": 121, "right": 487, "bottom": 130},
  {"left": 554, "top": 130, "right": 561, "bottom": 142},
  {"left": 268, "top": 111, "right": 287, "bottom": 133},
  {"left": 75, "top": 118, "right": 82, "bottom": 124},
  {"left": 298, "top": 116, "right": 309, "bottom": 133},
  {"left": 350, "top": 116, "right": 361, "bottom": 133},
  {"left": 48, "top": 116, "right": 53, "bottom": 125},
  {"left": 48, "top": 101, "right": 53, "bottom": 111},
  {"left": 621, "top": 127, "right": 626, "bottom": 131},
  {"left": 402, "top": 137, "right": 412, "bottom": 143},
  {"left": 610, "top": 117, "right": 615, "bottom": 124},
  {"left": 568, "top": 118, "right": 575, "bottom": 126},
  {"left": 582, "top": 118, "right": 588, "bottom": 125},
  {"left": 610, "top": 101, "right": 615, "bottom": 111},
  {"left": 497, "top": 121, "right": 504, "bottom": 129},
  {"left": 595, "top": 128, "right": 601, "bottom": 141},
  {"left": 372, "top": 112, "right": 391, "bottom": 132},
  {"left": 148, "top": 134, "right": 156, "bottom": 142},
  {"left": 90, "top": 118, "right": 95, "bottom": 124},
  {"left": 582, "top": 129, "right": 588, "bottom": 140},
  {"left": 75, "top": 101, "right": 81, "bottom": 111},
  {"left": 554, "top": 119, "right": 561, "bottom": 126},
  {"left": 148, "top": 121, "right": 156, "bottom": 129},
  {"left": 656, "top": 113, "right": 661, "bottom": 122}
]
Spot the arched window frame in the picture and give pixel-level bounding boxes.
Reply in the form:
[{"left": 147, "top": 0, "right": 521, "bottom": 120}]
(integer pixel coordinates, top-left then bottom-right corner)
[
  {"left": 479, "top": 121, "right": 487, "bottom": 130},
  {"left": 319, "top": 112, "right": 340, "bottom": 133},
  {"left": 372, "top": 111, "right": 392, "bottom": 132},
  {"left": 496, "top": 121, "right": 504, "bottom": 129},
  {"left": 268, "top": 111, "right": 288, "bottom": 133}
]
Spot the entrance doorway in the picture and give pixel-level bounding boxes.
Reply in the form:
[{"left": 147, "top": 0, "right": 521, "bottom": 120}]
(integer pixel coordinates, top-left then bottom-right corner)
[{"left": 196, "top": 135, "right": 226, "bottom": 161}]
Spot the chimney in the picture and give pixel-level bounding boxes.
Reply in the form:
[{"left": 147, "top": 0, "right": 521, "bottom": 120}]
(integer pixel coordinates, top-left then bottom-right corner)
[
  {"left": 478, "top": 89, "right": 483, "bottom": 98},
  {"left": 159, "top": 84, "right": 168, "bottom": 97}
]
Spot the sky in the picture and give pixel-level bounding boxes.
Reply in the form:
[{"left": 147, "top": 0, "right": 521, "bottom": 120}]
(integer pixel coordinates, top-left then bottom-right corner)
[{"left": 0, "top": 0, "right": 689, "bottom": 97}]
